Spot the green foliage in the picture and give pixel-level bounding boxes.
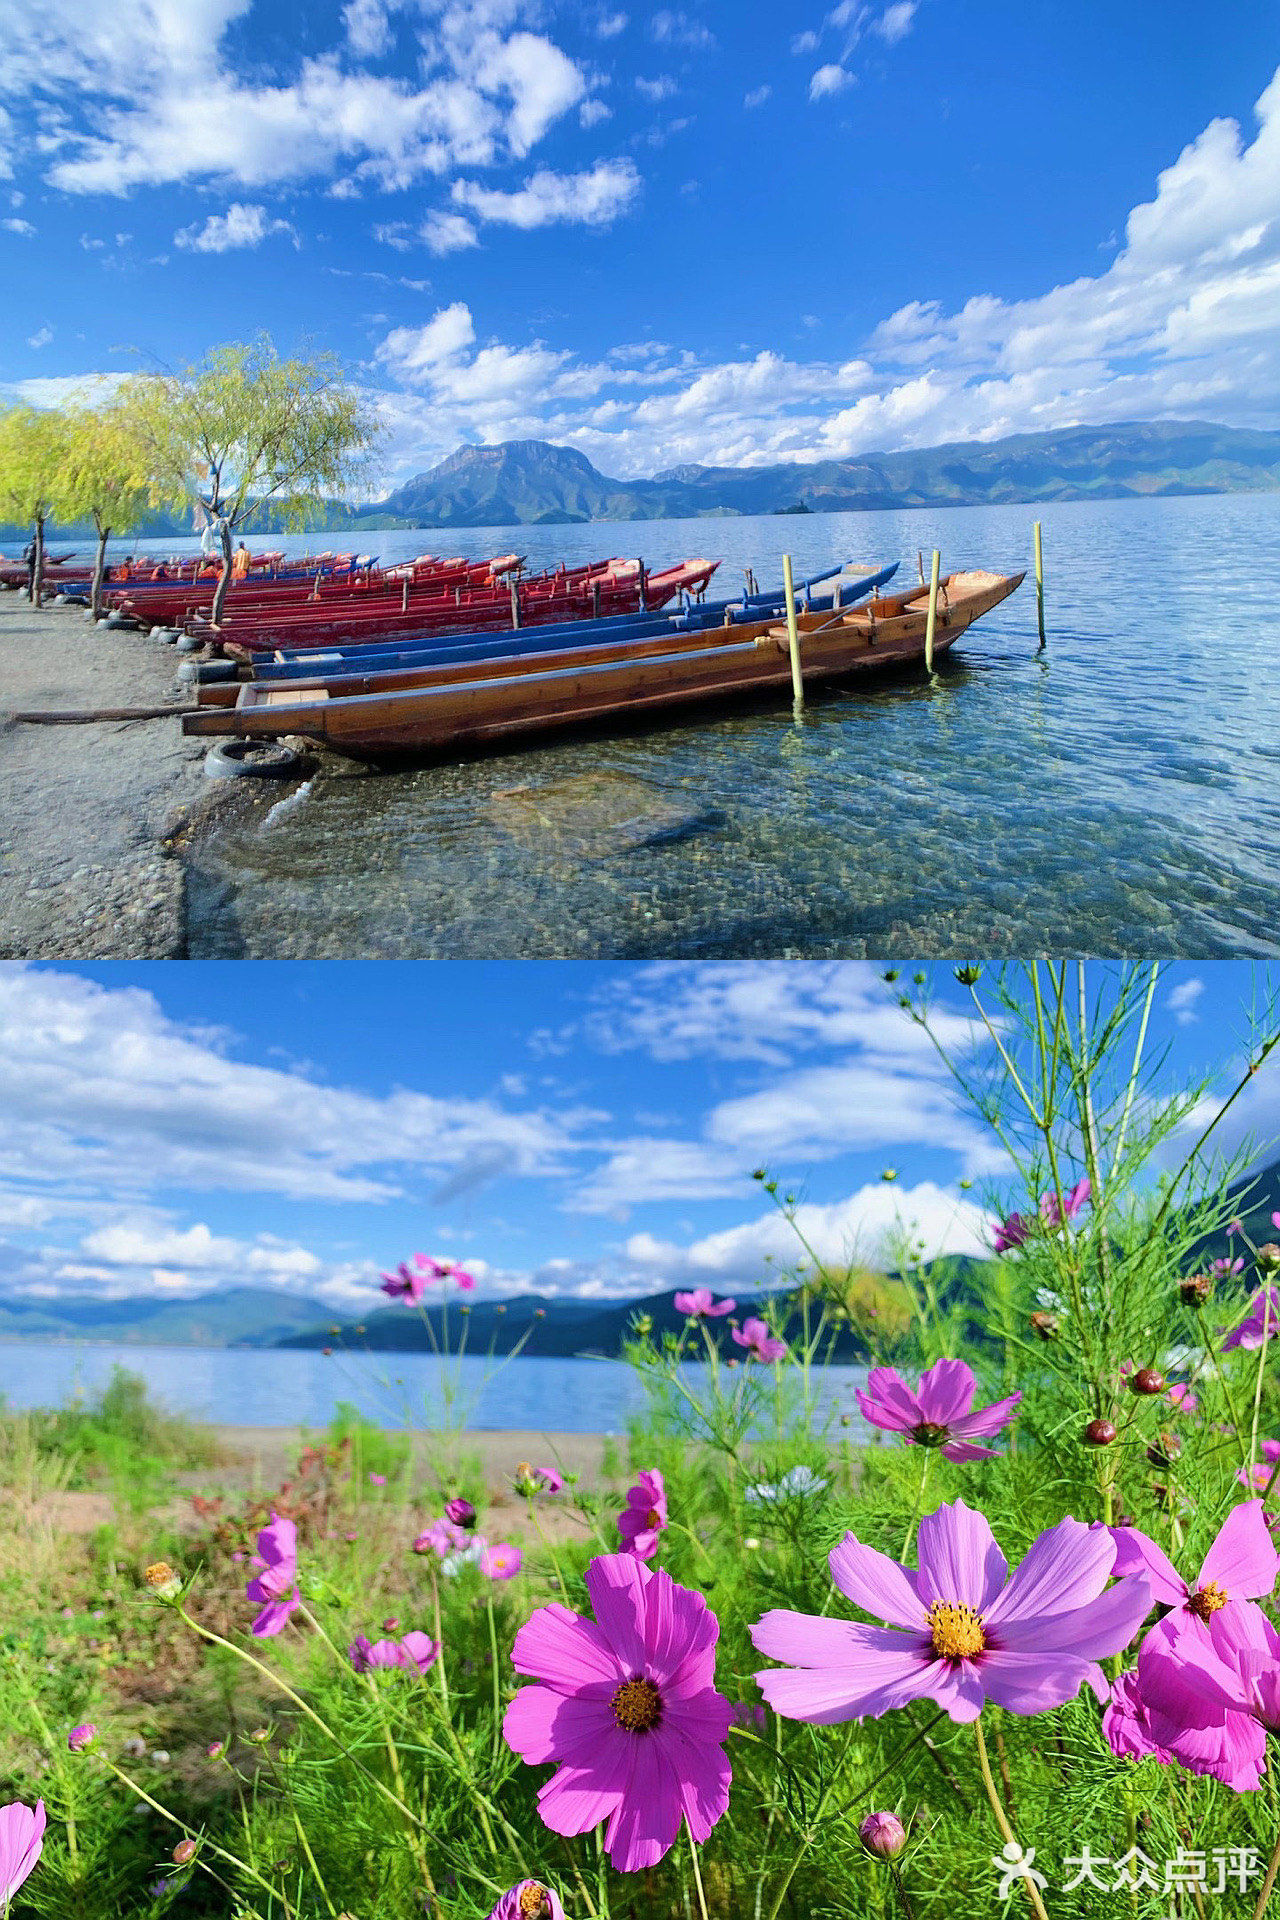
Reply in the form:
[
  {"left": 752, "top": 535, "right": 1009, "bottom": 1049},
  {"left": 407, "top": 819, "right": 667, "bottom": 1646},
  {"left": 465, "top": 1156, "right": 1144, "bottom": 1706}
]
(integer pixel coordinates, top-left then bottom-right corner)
[
  {"left": 0, "top": 405, "right": 73, "bottom": 528},
  {"left": 2, "top": 1366, "right": 222, "bottom": 1508}
]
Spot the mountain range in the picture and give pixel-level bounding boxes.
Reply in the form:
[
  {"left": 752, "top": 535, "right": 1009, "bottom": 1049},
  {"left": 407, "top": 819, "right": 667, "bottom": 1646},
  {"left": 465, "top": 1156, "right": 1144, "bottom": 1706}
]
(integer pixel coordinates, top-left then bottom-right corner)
[
  {"left": 9, "top": 420, "right": 1280, "bottom": 542},
  {"left": 3, "top": 1147, "right": 1275, "bottom": 1357}
]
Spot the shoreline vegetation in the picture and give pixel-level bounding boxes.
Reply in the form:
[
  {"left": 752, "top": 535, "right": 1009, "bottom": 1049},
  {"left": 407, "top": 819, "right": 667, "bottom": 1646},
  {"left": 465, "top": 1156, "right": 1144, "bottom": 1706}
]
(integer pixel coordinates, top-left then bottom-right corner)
[{"left": 5, "top": 966, "right": 1280, "bottom": 1918}]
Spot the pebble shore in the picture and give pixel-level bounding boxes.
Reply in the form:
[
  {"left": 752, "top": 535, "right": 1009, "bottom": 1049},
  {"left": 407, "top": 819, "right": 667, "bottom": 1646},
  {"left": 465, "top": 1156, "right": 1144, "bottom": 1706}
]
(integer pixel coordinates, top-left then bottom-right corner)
[{"left": 0, "top": 588, "right": 242, "bottom": 958}]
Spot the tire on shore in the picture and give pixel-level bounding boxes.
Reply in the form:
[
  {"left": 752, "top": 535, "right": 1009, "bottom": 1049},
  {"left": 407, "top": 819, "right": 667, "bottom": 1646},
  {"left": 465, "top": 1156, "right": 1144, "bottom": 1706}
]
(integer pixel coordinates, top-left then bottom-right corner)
[{"left": 204, "top": 738, "right": 306, "bottom": 781}]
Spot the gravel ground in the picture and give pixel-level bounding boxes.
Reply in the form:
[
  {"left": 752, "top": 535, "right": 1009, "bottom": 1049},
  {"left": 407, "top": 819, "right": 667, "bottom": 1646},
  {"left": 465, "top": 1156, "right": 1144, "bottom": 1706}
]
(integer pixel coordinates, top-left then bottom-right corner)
[{"left": 0, "top": 591, "right": 246, "bottom": 957}]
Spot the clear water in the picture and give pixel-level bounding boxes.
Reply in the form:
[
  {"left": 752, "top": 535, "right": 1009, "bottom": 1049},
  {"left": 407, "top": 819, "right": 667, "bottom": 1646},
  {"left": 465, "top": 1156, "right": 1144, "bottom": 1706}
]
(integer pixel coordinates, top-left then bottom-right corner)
[
  {"left": 0, "top": 1339, "right": 868, "bottom": 1435},
  {"left": 158, "top": 490, "right": 1280, "bottom": 958}
]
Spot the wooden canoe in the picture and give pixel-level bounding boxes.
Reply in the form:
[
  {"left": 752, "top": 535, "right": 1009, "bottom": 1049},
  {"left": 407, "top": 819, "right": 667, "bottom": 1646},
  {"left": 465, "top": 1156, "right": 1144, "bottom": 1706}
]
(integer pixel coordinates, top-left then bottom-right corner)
[{"left": 182, "top": 570, "right": 1023, "bottom": 761}]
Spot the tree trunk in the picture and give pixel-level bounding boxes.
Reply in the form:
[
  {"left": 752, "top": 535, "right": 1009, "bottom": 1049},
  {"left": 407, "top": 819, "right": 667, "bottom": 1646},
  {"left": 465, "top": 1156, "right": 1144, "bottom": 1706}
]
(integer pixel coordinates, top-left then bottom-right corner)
[
  {"left": 210, "top": 518, "right": 234, "bottom": 629},
  {"left": 31, "top": 515, "right": 44, "bottom": 606},
  {"left": 91, "top": 519, "right": 111, "bottom": 621}
]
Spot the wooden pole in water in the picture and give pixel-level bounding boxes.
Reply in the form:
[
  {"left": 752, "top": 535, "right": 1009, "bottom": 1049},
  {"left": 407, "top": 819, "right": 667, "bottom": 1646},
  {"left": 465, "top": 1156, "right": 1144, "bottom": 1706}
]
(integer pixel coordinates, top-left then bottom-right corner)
[
  {"left": 1034, "top": 520, "right": 1046, "bottom": 650},
  {"left": 783, "top": 553, "right": 803, "bottom": 708},
  {"left": 510, "top": 580, "right": 521, "bottom": 630},
  {"left": 924, "top": 548, "right": 941, "bottom": 672}
]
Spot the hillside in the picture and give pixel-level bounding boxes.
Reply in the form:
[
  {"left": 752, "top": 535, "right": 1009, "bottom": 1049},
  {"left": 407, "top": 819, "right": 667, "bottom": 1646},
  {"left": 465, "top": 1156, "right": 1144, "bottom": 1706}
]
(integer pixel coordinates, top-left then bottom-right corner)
[
  {"left": 8, "top": 420, "right": 1279, "bottom": 542},
  {"left": 0, "top": 1285, "right": 333, "bottom": 1349}
]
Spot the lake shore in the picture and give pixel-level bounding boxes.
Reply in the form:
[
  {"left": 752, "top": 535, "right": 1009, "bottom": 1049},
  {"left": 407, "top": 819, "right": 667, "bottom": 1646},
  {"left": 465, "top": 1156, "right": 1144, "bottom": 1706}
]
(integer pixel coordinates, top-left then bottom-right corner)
[{"left": 0, "top": 591, "right": 250, "bottom": 958}]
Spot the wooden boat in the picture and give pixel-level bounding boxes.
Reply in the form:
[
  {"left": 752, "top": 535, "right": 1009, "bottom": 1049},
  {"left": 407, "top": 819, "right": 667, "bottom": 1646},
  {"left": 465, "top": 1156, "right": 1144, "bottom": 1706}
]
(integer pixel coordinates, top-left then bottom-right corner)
[{"left": 184, "top": 570, "right": 1023, "bottom": 760}]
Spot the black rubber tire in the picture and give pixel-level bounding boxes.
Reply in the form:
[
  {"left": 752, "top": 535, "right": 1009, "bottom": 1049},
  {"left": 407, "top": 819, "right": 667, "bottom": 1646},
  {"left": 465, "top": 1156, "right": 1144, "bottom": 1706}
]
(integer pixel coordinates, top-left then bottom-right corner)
[
  {"left": 177, "top": 659, "right": 238, "bottom": 684},
  {"left": 176, "top": 633, "right": 203, "bottom": 654},
  {"left": 204, "top": 738, "right": 306, "bottom": 781}
]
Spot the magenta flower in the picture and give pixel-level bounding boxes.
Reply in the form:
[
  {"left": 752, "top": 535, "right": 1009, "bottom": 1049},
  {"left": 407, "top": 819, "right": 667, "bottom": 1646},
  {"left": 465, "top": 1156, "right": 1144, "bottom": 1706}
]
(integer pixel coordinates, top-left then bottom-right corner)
[
  {"left": 486, "top": 1883, "right": 567, "bottom": 1920},
  {"left": 673, "top": 1288, "right": 736, "bottom": 1318},
  {"left": 368, "top": 1472, "right": 387, "bottom": 1486},
  {"left": 992, "top": 1211, "right": 1034, "bottom": 1254},
  {"left": 482, "top": 1543, "right": 523, "bottom": 1581},
  {"left": 349, "top": 1630, "right": 440, "bottom": 1676},
  {"left": 751, "top": 1498, "right": 1151, "bottom": 1724},
  {"left": 1166, "top": 1383, "right": 1199, "bottom": 1415},
  {"left": 1134, "top": 1605, "right": 1277, "bottom": 1790},
  {"left": 517, "top": 1464, "right": 565, "bottom": 1496},
  {"left": 67, "top": 1724, "right": 97, "bottom": 1752},
  {"left": 380, "top": 1261, "right": 426, "bottom": 1304},
  {"left": 1100, "top": 1670, "right": 1170, "bottom": 1764},
  {"left": 414, "top": 1516, "right": 471, "bottom": 1557},
  {"left": 1223, "top": 1288, "right": 1280, "bottom": 1352},
  {"left": 731, "top": 1317, "right": 788, "bottom": 1363},
  {"left": 855, "top": 1359, "right": 1022, "bottom": 1462},
  {"left": 1214, "top": 1257, "right": 1246, "bottom": 1280},
  {"left": 859, "top": 1810, "right": 907, "bottom": 1858},
  {"left": 415, "top": 1254, "right": 475, "bottom": 1291},
  {"left": 399, "top": 1630, "right": 441, "bottom": 1674},
  {"left": 503, "top": 1553, "right": 733, "bottom": 1871},
  {"left": 1109, "top": 1501, "right": 1280, "bottom": 1663},
  {"left": 1238, "top": 1441, "right": 1280, "bottom": 1490},
  {"left": 244, "top": 1514, "right": 301, "bottom": 1638},
  {"left": 617, "top": 1469, "right": 667, "bottom": 1560},
  {"left": 1040, "top": 1179, "right": 1092, "bottom": 1229},
  {"left": 0, "top": 1800, "right": 45, "bottom": 1907},
  {"left": 445, "top": 1498, "right": 477, "bottom": 1528}
]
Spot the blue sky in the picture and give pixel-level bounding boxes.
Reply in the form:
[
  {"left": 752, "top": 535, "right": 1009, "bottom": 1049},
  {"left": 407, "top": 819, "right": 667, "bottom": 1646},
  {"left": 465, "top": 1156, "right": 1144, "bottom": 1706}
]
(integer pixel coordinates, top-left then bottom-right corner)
[
  {"left": 0, "top": 2, "right": 1277, "bottom": 486},
  {"left": 0, "top": 960, "right": 1275, "bottom": 1316}
]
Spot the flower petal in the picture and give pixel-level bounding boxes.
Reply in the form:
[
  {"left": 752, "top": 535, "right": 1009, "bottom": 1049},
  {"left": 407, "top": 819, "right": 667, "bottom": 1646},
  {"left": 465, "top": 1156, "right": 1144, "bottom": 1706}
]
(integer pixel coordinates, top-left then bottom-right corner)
[
  {"left": 914, "top": 1358, "right": 978, "bottom": 1428},
  {"left": 1105, "top": 1526, "right": 1186, "bottom": 1607},
  {"left": 1198, "top": 1501, "right": 1280, "bottom": 1601},
  {"left": 915, "top": 1500, "right": 1008, "bottom": 1611},
  {"left": 602, "top": 1731, "right": 683, "bottom": 1870},
  {"left": 990, "top": 1574, "right": 1151, "bottom": 1662},
  {"left": 984, "top": 1518, "right": 1117, "bottom": 1628},
  {"left": 583, "top": 1556, "right": 650, "bottom": 1672},
  {"left": 828, "top": 1534, "right": 924, "bottom": 1629},
  {"left": 502, "top": 1687, "right": 616, "bottom": 1767},
  {"left": 856, "top": 1368, "right": 924, "bottom": 1433},
  {"left": 510, "top": 1601, "right": 628, "bottom": 1689},
  {"left": 536, "top": 1752, "right": 630, "bottom": 1840},
  {"left": 978, "top": 1651, "right": 1111, "bottom": 1716},
  {"left": 948, "top": 1391, "right": 1023, "bottom": 1441}
]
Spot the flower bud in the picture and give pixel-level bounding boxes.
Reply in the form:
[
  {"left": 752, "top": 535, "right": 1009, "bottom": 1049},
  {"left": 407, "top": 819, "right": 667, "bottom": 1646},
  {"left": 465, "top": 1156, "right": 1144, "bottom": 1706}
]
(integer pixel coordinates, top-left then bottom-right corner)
[
  {"left": 143, "top": 1561, "right": 182, "bottom": 1601},
  {"left": 1029, "top": 1310, "right": 1060, "bottom": 1341},
  {"left": 67, "top": 1724, "right": 97, "bottom": 1752},
  {"left": 1258, "top": 1244, "right": 1280, "bottom": 1276},
  {"left": 1129, "top": 1368, "right": 1165, "bottom": 1395},
  {"left": 172, "top": 1840, "right": 197, "bottom": 1866},
  {"left": 1084, "top": 1418, "right": 1117, "bottom": 1447},
  {"left": 445, "top": 1498, "right": 476, "bottom": 1529},
  {"left": 1179, "top": 1272, "right": 1213, "bottom": 1304},
  {"left": 859, "top": 1811, "right": 907, "bottom": 1859}
]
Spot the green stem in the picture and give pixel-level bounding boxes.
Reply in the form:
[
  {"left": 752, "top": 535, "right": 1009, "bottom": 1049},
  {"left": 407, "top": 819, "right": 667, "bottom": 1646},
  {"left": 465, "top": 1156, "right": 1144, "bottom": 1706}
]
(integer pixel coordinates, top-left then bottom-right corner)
[
  {"left": 901, "top": 1451, "right": 932, "bottom": 1560},
  {"left": 102, "top": 1759, "right": 279, "bottom": 1907},
  {"left": 1252, "top": 1826, "right": 1280, "bottom": 1920},
  {"left": 889, "top": 1861, "right": 919, "bottom": 1920},
  {"left": 972, "top": 1719, "right": 1050, "bottom": 1920},
  {"left": 686, "top": 1820, "right": 711, "bottom": 1920},
  {"left": 1196, "top": 1303, "right": 1251, "bottom": 1470},
  {"left": 486, "top": 1589, "right": 503, "bottom": 1768}
]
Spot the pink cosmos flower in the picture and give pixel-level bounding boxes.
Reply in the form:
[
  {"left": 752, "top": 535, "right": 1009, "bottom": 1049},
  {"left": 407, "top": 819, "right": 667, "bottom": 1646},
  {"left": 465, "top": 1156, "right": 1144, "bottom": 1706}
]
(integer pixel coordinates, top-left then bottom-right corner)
[
  {"left": 855, "top": 1359, "right": 1022, "bottom": 1462},
  {"left": 368, "top": 1472, "right": 387, "bottom": 1486},
  {"left": 517, "top": 1463, "right": 565, "bottom": 1496},
  {"left": 1228, "top": 1220, "right": 1244, "bottom": 1237},
  {"left": 1108, "top": 1502, "right": 1280, "bottom": 1665},
  {"left": 486, "top": 1882, "right": 567, "bottom": 1920},
  {"left": 245, "top": 1514, "right": 301, "bottom": 1638},
  {"left": 731, "top": 1317, "right": 788, "bottom": 1363},
  {"left": 482, "top": 1544, "right": 524, "bottom": 1581},
  {"left": 348, "top": 1630, "right": 441, "bottom": 1676},
  {"left": 380, "top": 1261, "right": 427, "bottom": 1304},
  {"left": 751, "top": 1498, "right": 1151, "bottom": 1724},
  {"left": 415, "top": 1254, "right": 476, "bottom": 1291},
  {"left": 1134, "top": 1604, "right": 1279, "bottom": 1790},
  {"left": 503, "top": 1553, "right": 733, "bottom": 1871},
  {"left": 1166, "top": 1383, "right": 1199, "bottom": 1415},
  {"left": 617, "top": 1469, "right": 667, "bottom": 1560},
  {"left": 1040, "top": 1179, "right": 1092, "bottom": 1230},
  {"left": 67, "top": 1724, "right": 97, "bottom": 1752},
  {"left": 1100, "top": 1670, "right": 1170, "bottom": 1764},
  {"left": 0, "top": 1800, "right": 45, "bottom": 1907},
  {"left": 414, "top": 1516, "right": 472, "bottom": 1557},
  {"left": 673, "top": 1289, "right": 736, "bottom": 1319},
  {"left": 992, "top": 1211, "right": 1034, "bottom": 1254},
  {"left": 445, "top": 1498, "right": 477, "bottom": 1528},
  {"left": 1214, "top": 1257, "right": 1246, "bottom": 1280},
  {"left": 1238, "top": 1441, "right": 1280, "bottom": 1490},
  {"left": 1224, "top": 1288, "right": 1280, "bottom": 1352}
]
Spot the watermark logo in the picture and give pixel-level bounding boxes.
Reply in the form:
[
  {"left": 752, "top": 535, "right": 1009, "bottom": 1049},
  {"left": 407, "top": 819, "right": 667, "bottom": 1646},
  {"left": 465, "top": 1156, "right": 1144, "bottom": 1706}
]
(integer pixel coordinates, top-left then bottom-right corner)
[{"left": 993, "top": 1845, "right": 1265, "bottom": 1896}]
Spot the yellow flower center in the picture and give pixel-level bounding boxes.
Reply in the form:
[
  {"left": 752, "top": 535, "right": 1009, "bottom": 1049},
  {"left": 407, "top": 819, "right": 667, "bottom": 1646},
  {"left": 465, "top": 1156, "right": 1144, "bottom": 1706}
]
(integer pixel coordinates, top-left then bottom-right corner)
[
  {"left": 1188, "top": 1581, "right": 1228, "bottom": 1620},
  {"left": 927, "top": 1601, "right": 987, "bottom": 1661},
  {"left": 518, "top": 1887, "right": 551, "bottom": 1919},
  {"left": 611, "top": 1677, "right": 664, "bottom": 1732}
]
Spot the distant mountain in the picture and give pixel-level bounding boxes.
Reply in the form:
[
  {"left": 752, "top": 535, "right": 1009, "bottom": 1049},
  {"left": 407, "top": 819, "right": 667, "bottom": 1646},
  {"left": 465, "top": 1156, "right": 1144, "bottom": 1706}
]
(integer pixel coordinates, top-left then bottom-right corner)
[
  {"left": 10, "top": 420, "right": 1279, "bottom": 543},
  {"left": 0, "top": 1286, "right": 332, "bottom": 1349},
  {"left": 375, "top": 421, "right": 1280, "bottom": 527}
]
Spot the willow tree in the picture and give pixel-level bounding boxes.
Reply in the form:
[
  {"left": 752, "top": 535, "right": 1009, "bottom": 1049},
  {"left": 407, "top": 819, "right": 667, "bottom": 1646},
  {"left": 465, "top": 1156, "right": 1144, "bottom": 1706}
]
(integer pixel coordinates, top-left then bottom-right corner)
[
  {"left": 0, "top": 405, "right": 73, "bottom": 604},
  {"left": 61, "top": 400, "right": 156, "bottom": 618},
  {"left": 124, "top": 337, "right": 382, "bottom": 628}
]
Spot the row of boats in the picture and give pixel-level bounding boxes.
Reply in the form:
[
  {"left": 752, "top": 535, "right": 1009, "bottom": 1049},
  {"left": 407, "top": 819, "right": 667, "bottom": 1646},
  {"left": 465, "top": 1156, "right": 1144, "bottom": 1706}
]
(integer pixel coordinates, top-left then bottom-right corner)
[{"left": 3, "top": 543, "right": 1025, "bottom": 763}]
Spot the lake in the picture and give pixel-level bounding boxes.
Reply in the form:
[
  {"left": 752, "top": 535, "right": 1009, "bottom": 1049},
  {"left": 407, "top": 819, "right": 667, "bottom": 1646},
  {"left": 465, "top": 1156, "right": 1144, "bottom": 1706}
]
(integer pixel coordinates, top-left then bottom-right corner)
[
  {"left": 0, "top": 1339, "right": 870, "bottom": 1434},
  {"left": 121, "top": 489, "right": 1280, "bottom": 957}
]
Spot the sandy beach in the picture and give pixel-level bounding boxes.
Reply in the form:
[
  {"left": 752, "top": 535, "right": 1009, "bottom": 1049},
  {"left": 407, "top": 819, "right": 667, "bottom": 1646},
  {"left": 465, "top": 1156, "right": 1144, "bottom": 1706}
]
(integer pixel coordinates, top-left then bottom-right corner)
[{"left": 0, "top": 591, "right": 245, "bottom": 958}]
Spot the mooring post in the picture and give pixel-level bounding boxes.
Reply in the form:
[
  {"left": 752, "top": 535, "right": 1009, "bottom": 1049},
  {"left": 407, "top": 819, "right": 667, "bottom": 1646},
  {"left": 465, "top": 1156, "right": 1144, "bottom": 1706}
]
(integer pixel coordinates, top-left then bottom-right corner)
[
  {"left": 783, "top": 553, "right": 803, "bottom": 709},
  {"left": 510, "top": 579, "right": 521, "bottom": 630},
  {"left": 1034, "top": 520, "right": 1046, "bottom": 650},
  {"left": 924, "top": 548, "right": 941, "bottom": 673}
]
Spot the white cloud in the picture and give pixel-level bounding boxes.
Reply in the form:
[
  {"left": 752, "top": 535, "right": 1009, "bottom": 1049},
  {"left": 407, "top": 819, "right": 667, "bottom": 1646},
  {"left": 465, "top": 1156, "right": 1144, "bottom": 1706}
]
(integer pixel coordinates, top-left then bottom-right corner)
[
  {"left": 743, "top": 85, "right": 771, "bottom": 109},
  {"left": 791, "top": 30, "right": 820, "bottom": 53},
  {"left": 596, "top": 11, "right": 628, "bottom": 37},
  {"left": 1168, "top": 978, "right": 1205, "bottom": 1025},
  {"left": 25, "top": 326, "right": 53, "bottom": 348},
  {"left": 2, "top": 215, "right": 34, "bottom": 235},
  {"left": 423, "top": 208, "right": 480, "bottom": 252},
  {"left": 0, "top": 0, "right": 592, "bottom": 197},
  {"left": 452, "top": 157, "right": 639, "bottom": 228},
  {"left": 649, "top": 10, "right": 714, "bottom": 50},
  {"left": 173, "top": 202, "right": 298, "bottom": 252},
  {"left": 875, "top": 1, "right": 917, "bottom": 43},
  {"left": 636, "top": 75, "right": 678, "bottom": 102},
  {"left": 579, "top": 98, "right": 612, "bottom": 127},
  {"left": 809, "top": 63, "right": 854, "bottom": 100}
]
